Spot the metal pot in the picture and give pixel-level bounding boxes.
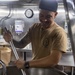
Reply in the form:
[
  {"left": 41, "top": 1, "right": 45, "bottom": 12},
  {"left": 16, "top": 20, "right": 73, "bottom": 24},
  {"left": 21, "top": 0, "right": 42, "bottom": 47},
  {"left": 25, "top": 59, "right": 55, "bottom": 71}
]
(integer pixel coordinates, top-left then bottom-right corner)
[
  {"left": 5, "top": 66, "right": 68, "bottom": 75},
  {"left": 0, "top": 60, "right": 6, "bottom": 75},
  {"left": 0, "top": 68, "right": 3, "bottom": 75},
  {"left": 25, "top": 68, "right": 68, "bottom": 75}
]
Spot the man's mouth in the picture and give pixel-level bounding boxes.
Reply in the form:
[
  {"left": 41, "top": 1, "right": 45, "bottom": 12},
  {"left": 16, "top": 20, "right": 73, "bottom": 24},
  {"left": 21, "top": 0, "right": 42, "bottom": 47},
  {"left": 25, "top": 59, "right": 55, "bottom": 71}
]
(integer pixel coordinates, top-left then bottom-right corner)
[{"left": 42, "top": 23, "right": 50, "bottom": 28}]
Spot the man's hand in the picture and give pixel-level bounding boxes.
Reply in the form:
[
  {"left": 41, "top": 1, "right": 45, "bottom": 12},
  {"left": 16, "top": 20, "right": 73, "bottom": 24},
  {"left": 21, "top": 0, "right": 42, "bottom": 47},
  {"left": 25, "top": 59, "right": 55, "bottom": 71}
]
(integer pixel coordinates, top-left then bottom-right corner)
[
  {"left": 14, "top": 59, "right": 25, "bottom": 69},
  {"left": 3, "top": 30, "right": 12, "bottom": 42}
]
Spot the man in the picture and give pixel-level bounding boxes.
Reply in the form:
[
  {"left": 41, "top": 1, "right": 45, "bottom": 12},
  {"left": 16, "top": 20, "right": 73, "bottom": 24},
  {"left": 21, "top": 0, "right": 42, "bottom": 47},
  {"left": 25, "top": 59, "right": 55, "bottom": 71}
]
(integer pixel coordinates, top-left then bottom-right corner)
[{"left": 3, "top": 0, "right": 67, "bottom": 75}]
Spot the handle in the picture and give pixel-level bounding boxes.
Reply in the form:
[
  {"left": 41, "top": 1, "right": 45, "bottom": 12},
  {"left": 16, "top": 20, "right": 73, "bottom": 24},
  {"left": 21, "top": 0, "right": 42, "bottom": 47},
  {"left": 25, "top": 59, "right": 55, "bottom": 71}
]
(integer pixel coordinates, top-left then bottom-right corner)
[{"left": 10, "top": 40, "right": 26, "bottom": 75}]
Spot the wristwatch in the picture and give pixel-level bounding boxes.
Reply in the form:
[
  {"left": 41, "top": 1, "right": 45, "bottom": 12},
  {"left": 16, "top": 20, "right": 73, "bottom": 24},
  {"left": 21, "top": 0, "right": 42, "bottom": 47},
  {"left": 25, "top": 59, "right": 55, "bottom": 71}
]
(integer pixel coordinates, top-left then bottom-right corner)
[{"left": 24, "top": 61, "right": 30, "bottom": 69}]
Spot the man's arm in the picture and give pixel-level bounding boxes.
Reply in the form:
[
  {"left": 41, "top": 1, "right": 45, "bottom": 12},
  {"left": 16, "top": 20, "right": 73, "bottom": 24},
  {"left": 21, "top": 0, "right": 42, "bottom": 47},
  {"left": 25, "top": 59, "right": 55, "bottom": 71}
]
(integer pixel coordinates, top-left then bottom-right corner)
[
  {"left": 3, "top": 29, "right": 31, "bottom": 48},
  {"left": 29, "top": 50, "right": 62, "bottom": 68},
  {"left": 15, "top": 50, "right": 62, "bottom": 69},
  {"left": 13, "top": 33, "right": 31, "bottom": 48}
]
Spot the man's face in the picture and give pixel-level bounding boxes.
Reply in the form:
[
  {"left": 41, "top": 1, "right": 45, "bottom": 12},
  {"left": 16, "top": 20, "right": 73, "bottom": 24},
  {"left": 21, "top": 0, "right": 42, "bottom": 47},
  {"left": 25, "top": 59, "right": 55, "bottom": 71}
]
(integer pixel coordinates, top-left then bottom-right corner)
[{"left": 39, "top": 10, "right": 57, "bottom": 28}]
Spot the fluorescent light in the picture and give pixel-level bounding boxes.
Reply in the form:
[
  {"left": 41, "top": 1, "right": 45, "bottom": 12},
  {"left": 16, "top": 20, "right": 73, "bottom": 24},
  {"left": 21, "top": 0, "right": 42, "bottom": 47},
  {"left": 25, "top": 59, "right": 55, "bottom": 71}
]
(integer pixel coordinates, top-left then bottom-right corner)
[{"left": 0, "top": 0, "right": 18, "bottom": 1}]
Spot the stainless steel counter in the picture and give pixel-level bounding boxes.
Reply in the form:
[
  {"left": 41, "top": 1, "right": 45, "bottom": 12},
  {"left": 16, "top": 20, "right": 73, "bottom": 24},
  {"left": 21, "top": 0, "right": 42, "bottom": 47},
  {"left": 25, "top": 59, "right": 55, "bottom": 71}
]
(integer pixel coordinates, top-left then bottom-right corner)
[{"left": 58, "top": 51, "right": 75, "bottom": 67}]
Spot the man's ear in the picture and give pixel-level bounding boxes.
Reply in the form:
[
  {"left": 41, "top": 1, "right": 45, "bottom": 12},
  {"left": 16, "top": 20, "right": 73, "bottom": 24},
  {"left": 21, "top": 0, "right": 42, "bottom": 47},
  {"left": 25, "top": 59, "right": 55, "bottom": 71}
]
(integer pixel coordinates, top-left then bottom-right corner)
[{"left": 55, "top": 12, "right": 58, "bottom": 17}]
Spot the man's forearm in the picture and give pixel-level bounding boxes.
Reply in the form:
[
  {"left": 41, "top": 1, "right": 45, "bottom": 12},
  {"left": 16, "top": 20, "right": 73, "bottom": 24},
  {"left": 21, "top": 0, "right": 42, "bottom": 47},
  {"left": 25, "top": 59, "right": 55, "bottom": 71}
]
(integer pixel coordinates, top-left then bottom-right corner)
[
  {"left": 29, "top": 55, "right": 56, "bottom": 68},
  {"left": 13, "top": 39, "right": 25, "bottom": 48},
  {"left": 29, "top": 50, "right": 62, "bottom": 68}
]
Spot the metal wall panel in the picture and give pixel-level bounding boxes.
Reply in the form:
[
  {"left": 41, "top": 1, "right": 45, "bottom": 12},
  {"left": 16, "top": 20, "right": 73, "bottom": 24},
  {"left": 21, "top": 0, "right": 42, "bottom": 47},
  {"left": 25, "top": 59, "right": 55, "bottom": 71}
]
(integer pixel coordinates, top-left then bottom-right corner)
[{"left": 0, "top": 0, "right": 67, "bottom": 41}]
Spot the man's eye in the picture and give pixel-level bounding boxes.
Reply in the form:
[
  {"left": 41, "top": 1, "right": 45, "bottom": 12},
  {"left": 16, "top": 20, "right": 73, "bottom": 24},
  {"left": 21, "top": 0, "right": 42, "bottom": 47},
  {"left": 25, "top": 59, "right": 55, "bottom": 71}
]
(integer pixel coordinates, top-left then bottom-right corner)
[{"left": 46, "top": 15, "right": 52, "bottom": 19}]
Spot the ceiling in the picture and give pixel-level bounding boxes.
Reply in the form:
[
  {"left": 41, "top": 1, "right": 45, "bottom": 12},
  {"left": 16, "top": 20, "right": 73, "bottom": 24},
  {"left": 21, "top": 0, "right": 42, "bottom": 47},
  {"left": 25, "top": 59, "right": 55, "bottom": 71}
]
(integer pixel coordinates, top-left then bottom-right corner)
[{"left": 0, "top": 0, "right": 39, "bottom": 6}]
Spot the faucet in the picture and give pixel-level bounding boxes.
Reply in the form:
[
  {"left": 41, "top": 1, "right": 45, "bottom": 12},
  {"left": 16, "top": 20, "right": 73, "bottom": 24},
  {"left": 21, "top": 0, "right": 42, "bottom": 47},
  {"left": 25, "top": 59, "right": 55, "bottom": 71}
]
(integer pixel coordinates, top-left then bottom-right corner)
[{"left": 0, "top": 60, "right": 6, "bottom": 75}]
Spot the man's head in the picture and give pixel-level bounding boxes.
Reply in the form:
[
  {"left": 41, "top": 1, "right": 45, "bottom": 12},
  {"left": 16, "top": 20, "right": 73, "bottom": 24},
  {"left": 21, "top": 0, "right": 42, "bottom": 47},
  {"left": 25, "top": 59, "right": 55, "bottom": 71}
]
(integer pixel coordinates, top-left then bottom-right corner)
[{"left": 39, "top": 0, "right": 58, "bottom": 28}]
